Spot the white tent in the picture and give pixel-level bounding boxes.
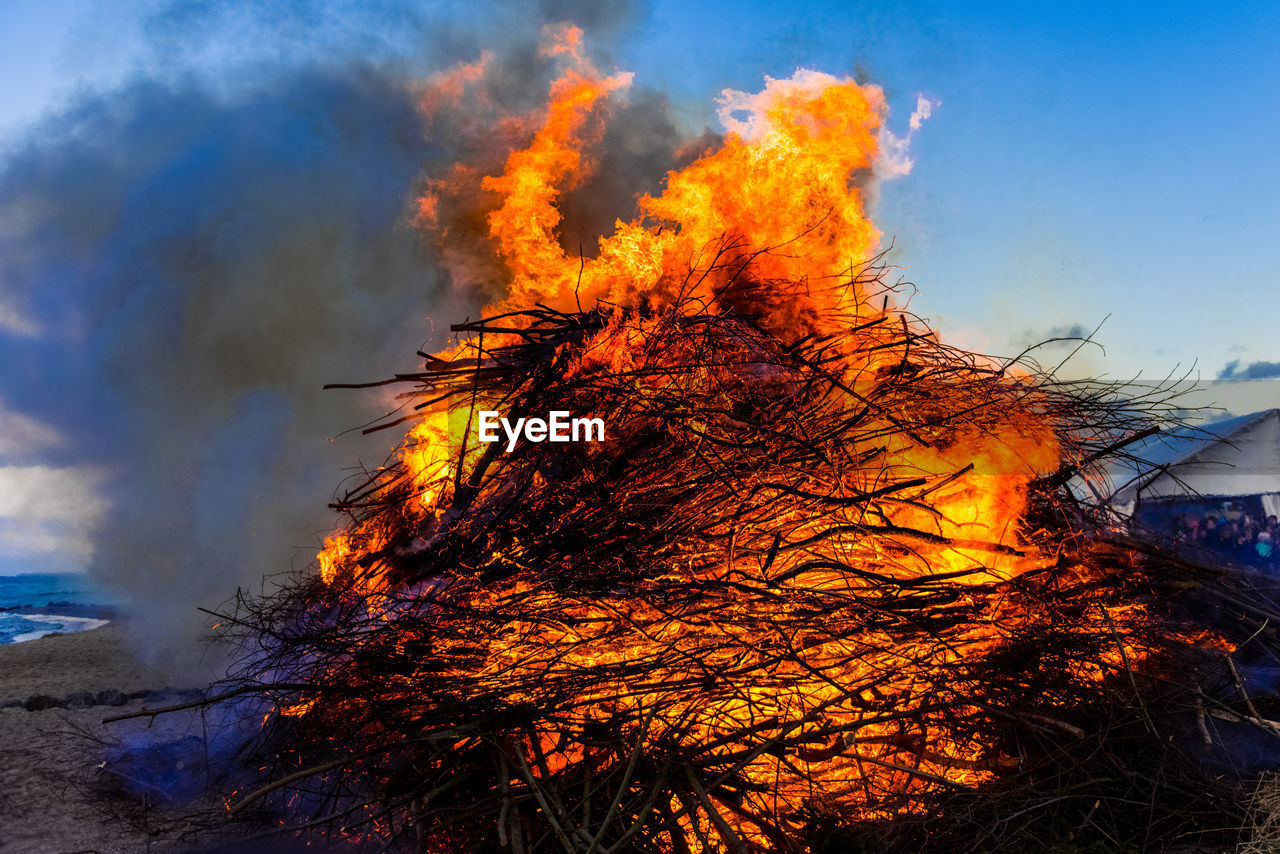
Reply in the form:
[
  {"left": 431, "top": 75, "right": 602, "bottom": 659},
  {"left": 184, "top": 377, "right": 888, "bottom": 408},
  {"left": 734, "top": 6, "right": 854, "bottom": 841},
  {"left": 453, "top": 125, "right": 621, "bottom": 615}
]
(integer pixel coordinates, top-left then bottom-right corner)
[{"left": 1111, "top": 409, "right": 1280, "bottom": 521}]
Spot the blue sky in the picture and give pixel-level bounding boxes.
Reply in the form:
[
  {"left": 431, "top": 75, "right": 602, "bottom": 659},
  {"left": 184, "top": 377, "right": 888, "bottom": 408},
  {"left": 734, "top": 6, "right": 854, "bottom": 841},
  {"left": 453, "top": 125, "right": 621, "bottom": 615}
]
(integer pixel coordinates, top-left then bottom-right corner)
[{"left": 1, "top": 0, "right": 1277, "bottom": 577}]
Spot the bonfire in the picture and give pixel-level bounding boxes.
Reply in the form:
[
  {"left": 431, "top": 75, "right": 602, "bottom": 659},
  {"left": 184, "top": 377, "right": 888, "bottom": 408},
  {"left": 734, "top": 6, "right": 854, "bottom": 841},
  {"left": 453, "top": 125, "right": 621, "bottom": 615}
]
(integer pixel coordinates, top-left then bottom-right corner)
[{"left": 157, "top": 29, "right": 1280, "bottom": 854}]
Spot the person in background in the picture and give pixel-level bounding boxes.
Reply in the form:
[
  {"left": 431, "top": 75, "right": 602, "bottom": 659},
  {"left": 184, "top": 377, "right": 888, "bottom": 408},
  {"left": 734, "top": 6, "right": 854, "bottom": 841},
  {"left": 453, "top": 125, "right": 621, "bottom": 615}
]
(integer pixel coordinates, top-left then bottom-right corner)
[
  {"left": 1203, "top": 515, "right": 1220, "bottom": 547},
  {"left": 1236, "top": 524, "right": 1259, "bottom": 565},
  {"left": 1183, "top": 516, "right": 1201, "bottom": 544},
  {"left": 1218, "top": 521, "right": 1238, "bottom": 549},
  {"left": 1257, "top": 531, "right": 1275, "bottom": 572}
]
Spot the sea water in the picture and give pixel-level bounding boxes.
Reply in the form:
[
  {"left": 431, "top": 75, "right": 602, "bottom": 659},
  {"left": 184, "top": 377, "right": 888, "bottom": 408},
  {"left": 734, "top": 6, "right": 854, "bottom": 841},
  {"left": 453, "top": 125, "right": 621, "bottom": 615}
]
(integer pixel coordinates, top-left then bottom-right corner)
[{"left": 0, "top": 574, "right": 117, "bottom": 644}]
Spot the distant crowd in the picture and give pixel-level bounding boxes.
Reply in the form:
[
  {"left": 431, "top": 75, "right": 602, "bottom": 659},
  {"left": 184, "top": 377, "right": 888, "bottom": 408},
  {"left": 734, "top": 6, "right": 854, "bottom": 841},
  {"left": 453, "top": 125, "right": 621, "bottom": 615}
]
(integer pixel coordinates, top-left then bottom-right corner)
[{"left": 1171, "top": 511, "right": 1279, "bottom": 571}]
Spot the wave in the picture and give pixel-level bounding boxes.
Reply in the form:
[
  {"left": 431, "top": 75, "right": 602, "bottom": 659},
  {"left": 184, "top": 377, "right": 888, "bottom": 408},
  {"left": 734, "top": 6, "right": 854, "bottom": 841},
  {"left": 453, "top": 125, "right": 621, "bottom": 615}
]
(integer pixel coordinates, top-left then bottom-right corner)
[{"left": 0, "top": 612, "right": 111, "bottom": 645}]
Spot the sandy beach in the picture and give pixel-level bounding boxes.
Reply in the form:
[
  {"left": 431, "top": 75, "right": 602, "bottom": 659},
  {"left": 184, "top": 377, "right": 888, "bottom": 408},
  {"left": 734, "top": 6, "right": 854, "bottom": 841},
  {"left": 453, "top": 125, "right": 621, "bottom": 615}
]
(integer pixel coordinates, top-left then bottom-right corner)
[{"left": 0, "top": 624, "right": 213, "bottom": 854}]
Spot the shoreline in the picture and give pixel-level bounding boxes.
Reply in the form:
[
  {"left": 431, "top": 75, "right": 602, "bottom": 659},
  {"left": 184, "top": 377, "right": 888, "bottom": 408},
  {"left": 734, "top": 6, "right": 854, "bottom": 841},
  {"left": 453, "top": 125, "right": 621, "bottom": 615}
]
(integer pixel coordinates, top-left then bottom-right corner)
[
  {"left": 9, "top": 613, "right": 112, "bottom": 644},
  {"left": 0, "top": 621, "right": 183, "bottom": 706},
  {"left": 0, "top": 601, "right": 120, "bottom": 619},
  {"left": 0, "top": 604, "right": 119, "bottom": 646}
]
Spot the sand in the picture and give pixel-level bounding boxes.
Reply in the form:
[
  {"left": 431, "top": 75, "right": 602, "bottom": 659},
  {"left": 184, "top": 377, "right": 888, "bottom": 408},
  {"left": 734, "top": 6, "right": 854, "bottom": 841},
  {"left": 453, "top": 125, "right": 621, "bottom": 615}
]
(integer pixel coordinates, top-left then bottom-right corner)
[
  {"left": 0, "top": 624, "right": 213, "bottom": 854},
  {"left": 0, "top": 622, "right": 169, "bottom": 700}
]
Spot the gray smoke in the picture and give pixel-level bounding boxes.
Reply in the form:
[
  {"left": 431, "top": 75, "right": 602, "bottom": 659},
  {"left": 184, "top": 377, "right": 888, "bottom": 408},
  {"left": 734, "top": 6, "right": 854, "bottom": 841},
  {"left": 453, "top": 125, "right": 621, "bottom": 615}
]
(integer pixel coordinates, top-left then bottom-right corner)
[
  {"left": 0, "top": 0, "right": 689, "bottom": 667},
  {"left": 0, "top": 69, "right": 437, "bottom": 661}
]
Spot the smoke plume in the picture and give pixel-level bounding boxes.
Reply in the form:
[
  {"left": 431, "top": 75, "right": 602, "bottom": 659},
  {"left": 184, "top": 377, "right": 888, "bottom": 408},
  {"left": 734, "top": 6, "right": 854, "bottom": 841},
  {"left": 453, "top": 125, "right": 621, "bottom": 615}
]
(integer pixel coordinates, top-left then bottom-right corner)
[
  {"left": 0, "top": 70, "right": 435, "bottom": 657},
  {"left": 0, "top": 0, "right": 686, "bottom": 665}
]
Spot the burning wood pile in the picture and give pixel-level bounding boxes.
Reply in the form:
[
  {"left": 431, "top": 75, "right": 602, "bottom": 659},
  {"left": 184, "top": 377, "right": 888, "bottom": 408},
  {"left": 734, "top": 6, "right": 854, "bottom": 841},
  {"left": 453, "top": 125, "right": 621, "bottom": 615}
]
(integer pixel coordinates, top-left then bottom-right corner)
[
  {"left": 205, "top": 265, "right": 1272, "bottom": 852},
  {"left": 179, "top": 37, "right": 1280, "bottom": 852}
]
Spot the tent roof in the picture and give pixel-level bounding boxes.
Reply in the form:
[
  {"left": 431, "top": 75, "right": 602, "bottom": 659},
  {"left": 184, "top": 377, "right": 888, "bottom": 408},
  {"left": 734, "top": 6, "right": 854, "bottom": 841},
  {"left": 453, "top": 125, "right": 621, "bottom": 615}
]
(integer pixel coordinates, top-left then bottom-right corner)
[
  {"left": 1128, "top": 409, "right": 1274, "bottom": 470},
  {"left": 1111, "top": 409, "right": 1280, "bottom": 506}
]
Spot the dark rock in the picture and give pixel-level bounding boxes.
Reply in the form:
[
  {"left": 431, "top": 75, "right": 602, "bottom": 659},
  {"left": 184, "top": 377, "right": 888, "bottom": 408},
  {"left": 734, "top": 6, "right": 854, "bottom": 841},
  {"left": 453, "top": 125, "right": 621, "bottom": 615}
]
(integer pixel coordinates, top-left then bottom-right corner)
[
  {"left": 0, "top": 699, "right": 23, "bottom": 710},
  {"left": 24, "top": 694, "right": 63, "bottom": 711},
  {"left": 176, "top": 688, "right": 204, "bottom": 702},
  {"left": 64, "top": 691, "right": 95, "bottom": 709},
  {"left": 95, "top": 689, "right": 128, "bottom": 707},
  {"left": 145, "top": 690, "right": 169, "bottom": 704},
  {"left": 127, "top": 689, "right": 150, "bottom": 700}
]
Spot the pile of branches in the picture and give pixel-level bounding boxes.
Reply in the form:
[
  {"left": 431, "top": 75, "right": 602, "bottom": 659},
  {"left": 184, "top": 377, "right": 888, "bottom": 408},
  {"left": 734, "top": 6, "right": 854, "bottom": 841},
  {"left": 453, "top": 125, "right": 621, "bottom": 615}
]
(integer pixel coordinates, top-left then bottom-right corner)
[{"left": 196, "top": 270, "right": 1280, "bottom": 853}]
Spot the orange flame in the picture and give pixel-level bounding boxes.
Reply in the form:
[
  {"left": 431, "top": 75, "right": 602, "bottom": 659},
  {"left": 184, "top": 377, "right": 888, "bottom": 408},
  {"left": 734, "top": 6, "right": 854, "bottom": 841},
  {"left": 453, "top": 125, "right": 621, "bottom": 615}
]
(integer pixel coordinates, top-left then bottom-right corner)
[{"left": 475, "top": 46, "right": 882, "bottom": 336}]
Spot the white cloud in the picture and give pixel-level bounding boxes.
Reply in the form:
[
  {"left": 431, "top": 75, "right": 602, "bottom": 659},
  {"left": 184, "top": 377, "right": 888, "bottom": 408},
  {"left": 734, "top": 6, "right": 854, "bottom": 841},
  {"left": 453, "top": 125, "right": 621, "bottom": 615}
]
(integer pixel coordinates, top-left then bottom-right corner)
[
  {"left": 0, "top": 401, "right": 64, "bottom": 460},
  {"left": 0, "top": 465, "right": 108, "bottom": 566}
]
